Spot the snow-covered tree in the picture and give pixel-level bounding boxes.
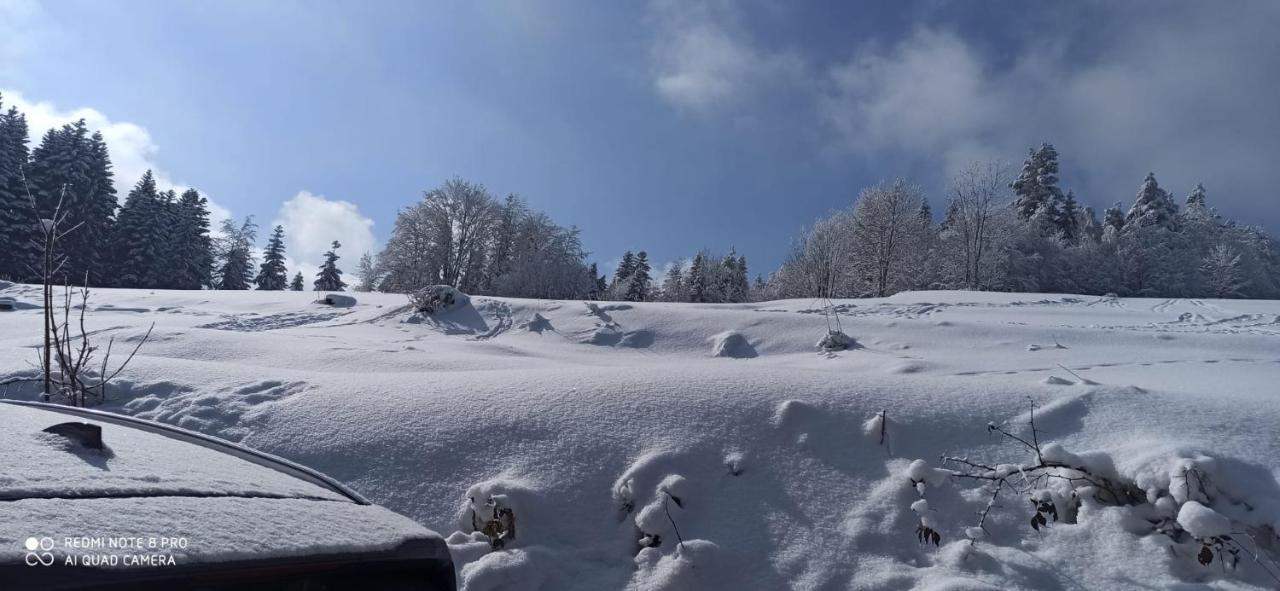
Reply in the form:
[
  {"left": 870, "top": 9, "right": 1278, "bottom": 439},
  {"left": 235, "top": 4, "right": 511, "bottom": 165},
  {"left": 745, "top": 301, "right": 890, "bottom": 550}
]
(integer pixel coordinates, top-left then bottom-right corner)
[
  {"left": 111, "top": 171, "right": 164, "bottom": 288},
  {"left": 624, "top": 251, "right": 652, "bottom": 302},
  {"left": 849, "top": 180, "right": 927, "bottom": 297},
  {"left": 940, "top": 161, "right": 1012, "bottom": 290},
  {"left": 215, "top": 216, "right": 257, "bottom": 290},
  {"left": 1125, "top": 173, "right": 1178, "bottom": 231},
  {"left": 171, "top": 189, "right": 214, "bottom": 289},
  {"left": 314, "top": 240, "right": 346, "bottom": 291},
  {"left": 1011, "top": 144, "right": 1065, "bottom": 220},
  {"left": 26, "top": 121, "right": 118, "bottom": 286},
  {"left": 1201, "top": 243, "right": 1246, "bottom": 298},
  {"left": 354, "top": 252, "right": 379, "bottom": 292},
  {"left": 0, "top": 95, "right": 38, "bottom": 282},
  {"left": 254, "top": 225, "right": 289, "bottom": 290},
  {"left": 660, "top": 260, "right": 686, "bottom": 302},
  {"left": 290, "top": 272, "right": 304, "bottom": 291}
]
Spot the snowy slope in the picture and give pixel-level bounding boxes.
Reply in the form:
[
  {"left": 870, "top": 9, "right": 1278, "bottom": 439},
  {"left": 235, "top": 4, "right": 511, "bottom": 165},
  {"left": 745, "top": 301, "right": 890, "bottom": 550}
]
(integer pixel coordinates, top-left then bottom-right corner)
[{"left": 1, "top": 282, "right": 1278, "bottom": 589}]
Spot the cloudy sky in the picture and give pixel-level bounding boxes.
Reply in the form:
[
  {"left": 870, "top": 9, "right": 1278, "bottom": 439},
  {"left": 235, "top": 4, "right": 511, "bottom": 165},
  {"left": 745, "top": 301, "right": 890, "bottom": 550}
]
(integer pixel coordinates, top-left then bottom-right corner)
[{"left": 3, "top": 0, "right": 1278, "bottom": 276}]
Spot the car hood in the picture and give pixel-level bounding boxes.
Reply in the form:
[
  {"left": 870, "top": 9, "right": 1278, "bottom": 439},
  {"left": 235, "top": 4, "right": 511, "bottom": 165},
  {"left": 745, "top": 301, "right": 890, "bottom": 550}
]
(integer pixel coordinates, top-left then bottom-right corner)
[{"left": 1, "top": 402, "right": 348, "bottom": 502}]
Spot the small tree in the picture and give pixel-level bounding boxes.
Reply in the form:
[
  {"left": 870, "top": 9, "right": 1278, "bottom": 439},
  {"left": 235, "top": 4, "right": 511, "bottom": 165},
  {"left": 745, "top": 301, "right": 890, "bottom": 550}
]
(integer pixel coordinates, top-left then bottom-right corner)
[
  {"left": 314, "top": 240, "right": 347, "bottom": 291},
  {"left": 290, "top": 272, "right": 304, "bottom": 291},
  {"left": 253, "top": 225, "right": 289, "bottom": 290}
]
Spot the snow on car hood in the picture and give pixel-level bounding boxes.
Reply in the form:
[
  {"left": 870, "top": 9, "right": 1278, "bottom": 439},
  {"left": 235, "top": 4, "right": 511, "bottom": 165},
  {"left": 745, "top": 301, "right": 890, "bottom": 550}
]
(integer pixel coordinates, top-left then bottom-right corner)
[
  {"left": 0, "top": 496, "right": 441, "bottom": 566},
  {"left": 0, "top": 403, "right": 348, "bottom": 502}
]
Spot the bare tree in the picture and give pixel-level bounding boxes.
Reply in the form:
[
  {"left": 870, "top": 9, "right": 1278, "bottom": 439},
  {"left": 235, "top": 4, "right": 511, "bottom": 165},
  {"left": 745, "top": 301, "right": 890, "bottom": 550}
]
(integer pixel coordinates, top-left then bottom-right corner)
[
  {"left": 850, "top": 180, "right": 926, "bottom": 297},
  {"left": 945, "top": 161, "right": 1012, "bottom": 290},
  {"left": 424, "top": 178, "right": 498, "bottom": 290}
]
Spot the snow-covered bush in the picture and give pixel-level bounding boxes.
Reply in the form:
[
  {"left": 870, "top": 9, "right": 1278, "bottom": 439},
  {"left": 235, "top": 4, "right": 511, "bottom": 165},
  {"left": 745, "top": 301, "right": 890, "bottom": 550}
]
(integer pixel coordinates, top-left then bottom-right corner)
[
  {"left": 905, "top": 405, "right": 1280, "bottom": 585},
  {"left": 817, "top": 330, "right": 857, "bottom": 351},
  {"left": 409, "top": 285, "right": 470, "bottom": 315}
]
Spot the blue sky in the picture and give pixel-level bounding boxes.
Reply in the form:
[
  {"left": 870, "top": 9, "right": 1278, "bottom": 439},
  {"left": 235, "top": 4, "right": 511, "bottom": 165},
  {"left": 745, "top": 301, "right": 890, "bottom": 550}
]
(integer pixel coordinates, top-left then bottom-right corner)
[{"left": 3, "top": 0, "right": 1279, "bottom": 277}]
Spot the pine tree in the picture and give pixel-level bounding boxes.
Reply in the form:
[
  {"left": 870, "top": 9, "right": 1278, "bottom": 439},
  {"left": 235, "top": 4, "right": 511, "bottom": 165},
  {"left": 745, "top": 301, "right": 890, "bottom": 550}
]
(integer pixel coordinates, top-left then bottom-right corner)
[
  {"left": 685, "top": 252, "right": 708, "bottom": 303},
  {"left": 1011, "top": 143, "right": 1065, "bottom": 220},
  {"left": 254, "top": 225, "right": 289, "bottom": 290},
  {"left": 215, "top": 216, "right": 257, "bottom": 290},
  {"left": 1124, "top": 173, "right": 1178, "bottom": 231},
  {"left": 1058, "top": 190, "right": 1080, "bottom": 243},
  {"left": 111, "top": 171, "right": 164, "bottom": 288},
  {"left": 172, "top": 189, "right": 214, "bottom": 289},
  {"left": 661, "top": 261, "right": 686, "bottom": 301},
  {"left": 290, "top": 272, "right": 304, "bottom": 291},
  {"left": 624, "top": 251, "right": 651, "bottom": 302},
  {"left": 26, "top": 120, "right": 117, "bottom": 285},
  {"left": 587, "top": 262, "right": 606, "bottom": 300},
  {"left": 314, "top": 240, "right": 346, "bottom": 291},
  {"left": 612, "top": 251, "right": 636, "bottom": 295},
  {"left": 0, "top": 95, "right": 39, "bottom": 281}
]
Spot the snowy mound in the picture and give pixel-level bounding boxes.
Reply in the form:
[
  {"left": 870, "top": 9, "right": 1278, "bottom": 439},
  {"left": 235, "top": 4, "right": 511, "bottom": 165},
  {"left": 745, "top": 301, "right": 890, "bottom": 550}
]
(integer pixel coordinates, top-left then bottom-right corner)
[
  {"left": 710, "top": 331, "right": 757, "bottom": 358},
  {"left": 315, "top": 293, "right": 357, "bottom": 308},
  {"left": 1, "top": 288, "right": 1279, "bottom": 589}
]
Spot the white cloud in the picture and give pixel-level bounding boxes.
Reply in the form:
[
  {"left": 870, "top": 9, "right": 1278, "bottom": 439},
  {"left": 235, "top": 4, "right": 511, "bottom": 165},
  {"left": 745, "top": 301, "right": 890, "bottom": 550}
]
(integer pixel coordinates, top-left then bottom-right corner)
[
  {"left": 648, "top": 0, "right": 804, "bottom": 113},
  {"left": 0, "top": 89, "right": 232, "bottom": 228},
  {"left": 816, "top": 6, "right": 1280, "bottom": 223},
  {"left": 272, "top": 191, "right": 375, "bottom": 277}
]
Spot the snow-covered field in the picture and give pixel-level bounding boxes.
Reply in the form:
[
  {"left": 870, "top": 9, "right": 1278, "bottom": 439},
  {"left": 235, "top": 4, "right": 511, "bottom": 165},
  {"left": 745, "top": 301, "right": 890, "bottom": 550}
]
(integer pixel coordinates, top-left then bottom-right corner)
[{"left": 2, "top": 281, "right": 1279, "bottom": 590}]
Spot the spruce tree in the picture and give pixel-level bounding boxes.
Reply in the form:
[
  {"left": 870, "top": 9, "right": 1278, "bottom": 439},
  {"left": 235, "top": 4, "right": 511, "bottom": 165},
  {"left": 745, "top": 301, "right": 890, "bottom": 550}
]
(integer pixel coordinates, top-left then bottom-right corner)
[
  {"left": 686, "top": 252, "right": 708, "bottom": 303},
  {"left": 254, "top": 225, "right": 289, "bottom": 290},
  {"left": 624, "top": 251, "right": 651, "bottom": 302},
  {"left": 215, "top": 216, "right": 257, "bottom": 290},
  {"left": 1011, "top": 143, "right": 1064, "bottom": 220},
  {"left": 111, "top": 171, "right": 163, "bottom": 288},
  {"left": 27, "top": 120, "right": 116, "bottom": 285},
  {"left": 613, "top": 251, "right": 636, "bottom": 292},
  {"left": 173, "top": 189, "right": 214, "bottom": 289},
  {"left": 0, "top": 95, "right": 39, "bottom": 281},
  {"left": 1057, "top": 190, "right": 1080, "bottom": 243},
  {"left": 314, "top": 240, "right": 346, "bottom": 291},
  {"left": 661, "top": 262, "right": 685, "bottom": 301},
  {"left": 290, "top": 272, "right": 304, "bottom": 291},
  {"left": 1124, "top": 173, "right": 1178, "bottom": 231}
]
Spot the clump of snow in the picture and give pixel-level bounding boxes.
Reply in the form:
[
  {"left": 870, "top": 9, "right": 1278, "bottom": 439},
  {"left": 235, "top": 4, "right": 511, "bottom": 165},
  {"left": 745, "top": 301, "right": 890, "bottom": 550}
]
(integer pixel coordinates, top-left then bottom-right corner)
[
  {"left": 1043, "top": 375, "right": 1074, "bottom": 385},
  {"left": 315, "top": 293, "right": 357, "bottom": 308},
  {"left": 816, "top": 330, "right": 857, "bottom": 351},
  {"left": 1177, "top": 501, "right": 1232, "bottom": 538},
  {"left": 709, "top": 331, "right": 757, "bottom": 358},
  {"left": 409, "top": 285, "right": 470, "bottom": 314}
]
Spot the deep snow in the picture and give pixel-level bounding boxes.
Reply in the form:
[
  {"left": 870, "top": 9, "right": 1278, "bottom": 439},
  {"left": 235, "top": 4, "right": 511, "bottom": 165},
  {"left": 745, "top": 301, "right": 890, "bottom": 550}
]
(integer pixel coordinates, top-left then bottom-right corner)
[{"left": 2, "top": 282, "right": 1279, "bottom": 589}]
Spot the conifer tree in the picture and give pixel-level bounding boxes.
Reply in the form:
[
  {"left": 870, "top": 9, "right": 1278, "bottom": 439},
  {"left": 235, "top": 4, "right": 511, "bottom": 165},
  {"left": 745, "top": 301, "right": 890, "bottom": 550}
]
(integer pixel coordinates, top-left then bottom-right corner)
[
  {"left": 624, "top": 251, "right": 651, "bottom": 302},
  {"left": 661, "top": 261, "right": 686, "bottom": 301},
  {"left": 314, "top": 240, "right": 346, "bottom": 291},
  {"left": 254, "top": 225, "right": 289, "bottom": 290},
  {"left": 111, "top": 171, "right": 164, "bottom": 288},
  {"left": 290, "top": 272, "right": 304, "bottom": 291},
  {"left": 172, "top": 189, "right": 214, "bottom": 289},
  {"left": 1011, "top": 143, "right": 1064, "bottom": 220},
  {"left": 27, "top": 120, "right": 117, "bottom": 285},
  {"left": 215, "top": 216, "right": 257, "bottom": 290},
  {"left": 685, "top": 252, "right": 708, "bottom": 303},
  {"left": 0, "top": 95, "right": 38, "bottom": 281},
  {"left": 612, "top": 251, "right": 636, "bottom": 294},
  {"left": 1125, "top": 173, "right": 1178, "bottom": 231}
]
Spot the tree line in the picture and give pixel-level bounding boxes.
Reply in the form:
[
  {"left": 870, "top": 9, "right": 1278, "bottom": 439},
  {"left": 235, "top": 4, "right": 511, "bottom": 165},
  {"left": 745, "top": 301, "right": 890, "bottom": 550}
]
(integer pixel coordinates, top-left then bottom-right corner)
[
  {"left": 0, "top": 94, "right": 345, "bottom": 292},
  {"left": 765, "top": 144, "right": 1280, "bottom": 300},
  {"left": 4, "top": 90, "right": 1277, "bottom": 301}
]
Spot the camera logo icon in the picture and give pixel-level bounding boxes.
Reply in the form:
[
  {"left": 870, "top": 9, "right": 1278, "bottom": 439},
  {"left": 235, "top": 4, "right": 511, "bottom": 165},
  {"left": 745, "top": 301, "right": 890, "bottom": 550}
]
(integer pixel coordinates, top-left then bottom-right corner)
[{"left": 24, "top": 537, "right": 55, "bottom": 566}]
